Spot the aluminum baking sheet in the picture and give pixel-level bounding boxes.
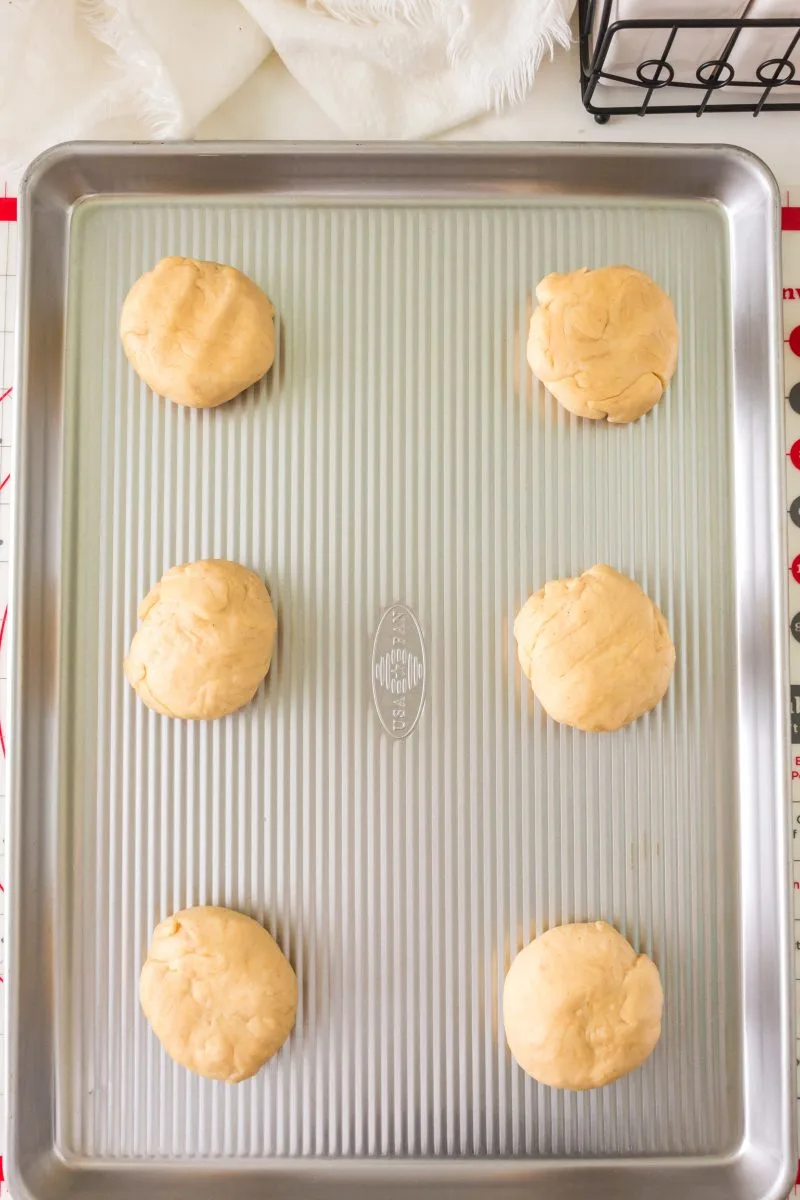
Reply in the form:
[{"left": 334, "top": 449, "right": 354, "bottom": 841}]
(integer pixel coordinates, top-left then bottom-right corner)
[{"left": 6, "top": 143, "right": 793, "bottom": 1200}]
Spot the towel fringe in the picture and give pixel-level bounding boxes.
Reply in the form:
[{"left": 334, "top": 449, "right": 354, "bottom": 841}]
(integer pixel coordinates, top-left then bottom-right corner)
[{"left": 77, "top": 0, "right": 184, "bottom": 139}]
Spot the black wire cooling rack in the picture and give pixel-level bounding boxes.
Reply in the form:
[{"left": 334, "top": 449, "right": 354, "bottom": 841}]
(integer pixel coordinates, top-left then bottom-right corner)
[{"left": 579, "top": 0, "right": 800, "bottom": 121}]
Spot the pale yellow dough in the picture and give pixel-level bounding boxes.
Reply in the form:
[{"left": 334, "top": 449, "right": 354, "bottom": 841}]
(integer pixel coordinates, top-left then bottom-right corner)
[
  {"left": 527, "top": 266, "right": 679, "bottom": 423},
  {"left": 503, "top": 921, "right": 663, "bottom": 1090},
  {"left": 139, "top": 906, "right": 297, "bottom": 1083},
  {"left": 124, "top": 559, "right": 277, "bottom": 720},
  {"left": 120, "top": 256, "right": 275, "bottom": 408},
  {"left": 514, "top": 564, "right": 674, "bottom": 733}
]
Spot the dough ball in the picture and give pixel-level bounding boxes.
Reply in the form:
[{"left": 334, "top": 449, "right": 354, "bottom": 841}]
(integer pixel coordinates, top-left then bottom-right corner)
[
  {"left": 120, "top": 256, "right": 275, "bottom": 408},
  {"left": 140, "top": 906, "right": 297, "bottom": 1083},
  {"left": 527, "top": 266, "right": 679, "bottom": 423},
  {"left": 124, "top": 559, "right": 277, "bottom": 720},
  {"left": 514, "top": 564, "right": 674, "bottom": 732},
  {"left": 503, "top": 921, "right": 663, "bottom": 1090}
]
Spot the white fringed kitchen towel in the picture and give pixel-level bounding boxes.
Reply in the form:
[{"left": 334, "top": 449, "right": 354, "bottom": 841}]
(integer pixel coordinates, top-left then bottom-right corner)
[{"left": 0, "top": 0, "right": 574, "bottom": 178}]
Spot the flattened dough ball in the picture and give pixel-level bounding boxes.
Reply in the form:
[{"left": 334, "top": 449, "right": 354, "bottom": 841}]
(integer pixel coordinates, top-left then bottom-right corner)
[
  {"left": 124, "top": 559, "right": 277, "bottom": 720},
  {"left": 120, "top": 256, "right": 276, "bottom": 408},
  {"left": 514, "top": 564, "right": 674, "bottom": 732},
  {"left": 527, "top": 266, "right": 679, "bottom": 423},
  {"left": 503, "top": 921, "right": 663, "bottom": 1090},
  {"left": 140, "top": 906, "right": 298, "bottom": 1083}
]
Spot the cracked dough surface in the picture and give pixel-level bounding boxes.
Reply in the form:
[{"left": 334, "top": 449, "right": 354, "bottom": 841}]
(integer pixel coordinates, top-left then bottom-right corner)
[
  {"left": 124, "top": 559, "right": 277, "bottom": 720},
  {"left": 140, "top": 906, "right": 297, "bottom": 1083},
  {"left": 120, "top": 256, "right": 276, "bottom": 409},
  {"left": 503, "top": 921, "right": 663, "bottom": 1090},
  {"left": 514, "top": 564, "right": 675, "bottom": 732},
  {"left": 527, "top": 266, "right": 679, "bottom": 423}
]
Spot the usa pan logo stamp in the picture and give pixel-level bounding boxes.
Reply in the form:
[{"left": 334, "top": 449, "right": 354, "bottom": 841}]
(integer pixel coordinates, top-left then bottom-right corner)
[{"left": 371, "top": 604, "right": 426, "bottom": 739}]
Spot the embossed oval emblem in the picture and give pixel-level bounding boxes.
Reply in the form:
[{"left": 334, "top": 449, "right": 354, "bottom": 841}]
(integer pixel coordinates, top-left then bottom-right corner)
[{"left": 371, "top": 604, "right": 426, "bottom": 739}]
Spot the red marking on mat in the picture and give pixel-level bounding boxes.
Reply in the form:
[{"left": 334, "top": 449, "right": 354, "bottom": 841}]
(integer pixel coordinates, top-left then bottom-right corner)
[
  {"left": 0, "top": 723, "right": 6, "bottom": 760},
  {"left": 0, "top": 475, "right": 11, "bottom": 493},
  {"left": 0, "top": 606, "right": 8, "bottom": 653},
  {"left": 789, "top": 441, "right": 800, "bottom": 470},
  {"left": 790, "top": 326, "right": 800, "bottom": 358},
  {"left": 0, "top": 198, "right": 15, "bottom": 222},
  {"left": 0, "top": 389, "right": 10, "bottom": 405},
  {"left": 791, "top": 554, "right": 800, "bottom": 583},
  {"left": 783, "top": 206, "right": 800, "bottom": 232}
]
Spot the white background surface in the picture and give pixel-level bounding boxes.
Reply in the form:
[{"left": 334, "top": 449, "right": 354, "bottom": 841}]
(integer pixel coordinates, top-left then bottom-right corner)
[
  {"left": 196, "top": 49, "right": 800, "bottom": 182},
  {"left": 2, "top": 39, "right": 800, "bottom": 1191}
]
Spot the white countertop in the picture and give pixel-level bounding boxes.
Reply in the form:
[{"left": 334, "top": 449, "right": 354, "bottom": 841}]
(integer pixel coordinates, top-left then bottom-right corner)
[{"left": 197, "top": 45, "right": 799, "bottom": 186}]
